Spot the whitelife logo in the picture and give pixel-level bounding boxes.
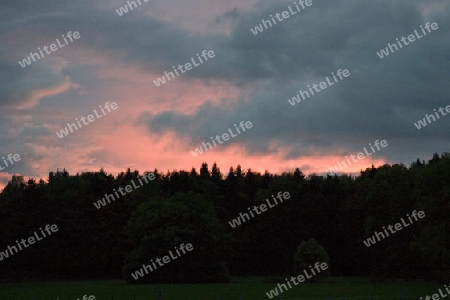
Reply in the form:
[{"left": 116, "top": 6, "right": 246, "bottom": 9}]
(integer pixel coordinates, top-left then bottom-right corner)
[
  {"left": 56, "top": 102, "right": 118, "bottom": 139},
  {"left": 0, "top": 224, "right": 58, "bottom": 262},
  {"left": 265, "top": 262, "right": 328, "bottom": 299},
  {"left": 376, "top": 22, "right": 439, "bottom": 59},
  {"left": 288, "top": 69, "right": 350, "bottom": 106},
  {"left": 130, "top": 243, "right": 193, "bottom": 280},
  {"left": 18, "top": 31, "right": 81, "bottom": 68},
  {"left": 363, "top": 210, "right": 425, "bottom": 247},
  {"left": 190, "top": 121, "right": 253, "bottom": 157},
  {"left": 326, "top": 140, "right": 388, "bottom": 174},
  {"left": 93, "top": 172, "right": 156, "bottom": 209},
  {"left": 414, "top": 105, "right": 450, "bottom": 129},
  {"left": 0, "top": 154, "right": 21, "bottom": 172},
  {"left": 420, "top": 284, "right": 450, "bottom": 300},
  {"left": 250, "top": 0, "right": 313, "bottom": 35},
  {"left": 153, "top": 50, "right": 215, "bottom": 87},
  {"left": 115, "top": 0, "right": 149, "bottom": 16},
  {"left": 228, "top": 191, "right": 290, "bottom": 228},
  {"left": 76, "top": 296, "right": 95, "bottom": 300}
]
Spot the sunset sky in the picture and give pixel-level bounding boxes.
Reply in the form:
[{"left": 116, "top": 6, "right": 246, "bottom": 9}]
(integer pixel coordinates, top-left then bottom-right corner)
[{"left": 1, "top": 0, "right": 449, "bottom": 190}]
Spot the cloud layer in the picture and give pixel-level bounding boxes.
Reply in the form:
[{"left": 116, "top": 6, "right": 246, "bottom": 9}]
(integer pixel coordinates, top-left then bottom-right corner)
[{"left": 1, "top": 0, "right": 449, "bottom": 189}]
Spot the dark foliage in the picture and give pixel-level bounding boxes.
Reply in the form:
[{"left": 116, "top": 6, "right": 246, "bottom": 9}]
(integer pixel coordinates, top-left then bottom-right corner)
[{"left": 0, "top": 153, "right": 449, "bottom": 283}]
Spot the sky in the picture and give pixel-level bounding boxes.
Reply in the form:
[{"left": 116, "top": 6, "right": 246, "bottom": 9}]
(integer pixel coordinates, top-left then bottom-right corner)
[{"left": 0, "top": 0, "right": 449, "bottom": 190}]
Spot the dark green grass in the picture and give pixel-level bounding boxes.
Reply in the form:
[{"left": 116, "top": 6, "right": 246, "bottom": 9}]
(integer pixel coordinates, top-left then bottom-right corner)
[{"left": 0, "top": 278, "right": 440, "bottom": 300}]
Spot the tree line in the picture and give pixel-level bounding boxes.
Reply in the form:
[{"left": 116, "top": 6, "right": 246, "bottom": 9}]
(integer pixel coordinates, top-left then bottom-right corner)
[{"left": 0, "top": 152, "right": 449, "bottom": 283}]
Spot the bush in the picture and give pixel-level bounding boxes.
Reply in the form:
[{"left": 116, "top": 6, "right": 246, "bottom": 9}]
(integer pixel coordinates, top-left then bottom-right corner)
[
  {"left": 293, "top": 238, "right": 330, "bottom": 280},
  {"left": 122, "top": 192, "right": 232, "bottom": 283}
]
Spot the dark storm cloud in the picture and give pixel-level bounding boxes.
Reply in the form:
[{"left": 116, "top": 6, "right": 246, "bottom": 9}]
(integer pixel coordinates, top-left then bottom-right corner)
[
  {"left": 1, "top": 0, "right": 449, "bottom": 177},
  {"left": 1, "top": 0, "right": 234, "bottom": 84},
  {"left": 142, "top": 0, "right": 450, "bottom": 164}
]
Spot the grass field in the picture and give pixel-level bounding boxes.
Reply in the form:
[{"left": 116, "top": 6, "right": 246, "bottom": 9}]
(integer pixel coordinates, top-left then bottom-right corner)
[{"left": 0, "top": 278, "right": 440, "bottom": 300}]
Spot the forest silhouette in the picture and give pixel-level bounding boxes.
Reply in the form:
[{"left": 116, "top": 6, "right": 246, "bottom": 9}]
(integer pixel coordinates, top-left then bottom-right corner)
[{"left": 0, "top": 151, "right": 449, "bottom": 283}]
